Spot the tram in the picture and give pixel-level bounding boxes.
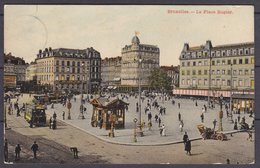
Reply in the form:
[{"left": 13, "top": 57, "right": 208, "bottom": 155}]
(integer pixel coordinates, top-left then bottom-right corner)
[{"left": 24, "top": 104, "right": 47, "bottom": 127}]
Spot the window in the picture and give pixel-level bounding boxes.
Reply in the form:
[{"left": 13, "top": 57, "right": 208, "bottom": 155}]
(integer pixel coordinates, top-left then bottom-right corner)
[
  {"left": 77, "top": 68, "right": 80, "bottom": 73},
  {"left": 62, "top": 61, "right": 65, "bottom": 66},
  {"left": 227, "top": 60, "right": 231, "bottom": 65},
  {"left": 217, "top": 70, "right": 220, "bottom": 75},
  {"left": 239, "top": 80, "right": 243, "bottom": 86},
  {"left": 181, "top": 70, "right": 185, "bottom": 75},
  {"left": 66, "top": 75, "right": 70, "bottom": 81},
  {"left": 239, "top": 50, "right": 243, "bottom": 55},
  {"left": 182, "top": 62, "right": 185, "bottom": 67},
  {"left": 77, "top": 75, "right": 80, "bottom": 80},
  {"left": 192, "top": 70, "right": 196, "bottom": 75},
  {"left": 193, "top": 61, "right": 196, "bottom": 66},
  {"left": 233, "top": 59, "right": 237, "bottom": 64},
  {"left": 212, "top": 61, "right": 215, "bottom": 66},
  {"left": 222, "top": 51, "right": 226, "bottom": 56},
  {"left": 77, "top": 62, "right": 80, "bottom": 66},
  {"left": 222, "top": 60, "right": 225, "bottom": 65},
  {"left": 245, "top": 58, "right": 249, "bottom": 64},
  {"left": 239, "top": 59, "right": 243, "bottom": 64},
  {"left": 204, "top": 70, "right": 208, "bottom": 75},
  {"left": 72, "top": 61, "right": 75, "bottom": 66},
  {"left": 204, "top": 60, "right": 208, "bottom": 65},
  {"left": 233, "top": 70, "right": 236, "bottom": 75},
  {"left": 250, "top": 48, "right": 254, "bottom": 54},
  {"left": 245, "top": 69, "right": 248, "bottom": 75},
  {"left": 72, "top": 68, "right": 75, "bottom": 73},
  {"left": 217, "top": 60, "right": 220, "bottom": 65},
  {"left": 222, "top": 70, "right": 225, "bottom": 75},
  {"left": 198, "top": 70, "right": 202, "bottom": 75},
  {"left": 187, "top": 62, "right": 190, "bottom": 66},
  {"left": 198, "top": 61, "right": 202, "bottom": 66},
  {"left": 227, "top": 80, "right": 231, "bottom": 86},
  {"left": 61, "top": 67, "right": 65, "bottom": 72},
  {"left": 56, "top": 60, "right": 59, "bottom": 65},
  {"left": 56, "top": 67, "right": 59, "bottom": 72},
  {"left": 239, "top": 70, "right": 243, "bottom": 75},
  {"left": 204, "top": 79, "right": 208, "bottom": 85},
  {"left": 245, "top": 49, "right": 249, "bottom": 55},
  {"left": 187, "top": 70, "right": 190, "bottom": 75}
]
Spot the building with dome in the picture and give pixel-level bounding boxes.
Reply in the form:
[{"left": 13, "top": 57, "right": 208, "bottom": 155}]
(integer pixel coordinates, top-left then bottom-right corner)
[{"left": 120, "top": 35, "right": 160, "bottom": 91}]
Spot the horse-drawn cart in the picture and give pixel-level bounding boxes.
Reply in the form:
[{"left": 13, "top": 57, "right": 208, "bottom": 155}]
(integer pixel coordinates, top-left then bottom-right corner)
[{"left": 197, "top": 124, "right": 227, "bottom": 141}]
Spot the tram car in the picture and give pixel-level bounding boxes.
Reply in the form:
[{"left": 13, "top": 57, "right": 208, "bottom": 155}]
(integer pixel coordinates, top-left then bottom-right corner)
[{"left": 24, "top": 104, "right": 47, "bottom": 127}]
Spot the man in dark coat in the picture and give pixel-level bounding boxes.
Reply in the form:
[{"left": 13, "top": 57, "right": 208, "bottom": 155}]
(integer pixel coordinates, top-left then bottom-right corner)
[
  {"left": 178, "top": 112, "right": 181, "bottom": 121},
  {"left": 31, "top": 141, "right": 39, "bottom": 159},
  {"left": 200, "top": 113, "right": 204, "bottom": 123},
  {"left": 183, "top": 132, "right": 189, "bottom": 146},
  {"left": 15, "top": 144, "right": 21, "bottom": 160},
  {"left": 185, "top": 139, "right": 191, "bottom": 155}
]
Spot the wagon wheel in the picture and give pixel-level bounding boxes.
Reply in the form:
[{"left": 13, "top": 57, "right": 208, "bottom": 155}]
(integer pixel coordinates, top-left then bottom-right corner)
[{"left": 217, "top": 134, "right": 224, "bottom": 141}]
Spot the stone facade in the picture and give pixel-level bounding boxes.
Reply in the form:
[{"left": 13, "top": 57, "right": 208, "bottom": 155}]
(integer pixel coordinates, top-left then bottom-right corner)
[
  {"left": 101, "top": 56, "right": 122, "bottom": 87},
  {"left": 179, "top": 41, "right": 254, "bottom": 91},
  {"left": 35, "top": 47, "right": 101, "bottom": 93},
  {"left": 121, "top": 35, "right": 160, "bottom": 87},
  {"left": 4, "top": 53, "right": 28, "bottom": 88}
]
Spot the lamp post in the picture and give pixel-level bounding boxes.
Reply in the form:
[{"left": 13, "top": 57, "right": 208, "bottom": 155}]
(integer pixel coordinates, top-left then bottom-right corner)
[
  {"left": 208, "top": 47, "right": 212, "bottom": 108},
  {"left": 133, "top": 118, "right": 138, "bottom": 142},
  {"left": 229, "top": 64, "right": 233, "bottom": 116},
  {"left": 79, "top": 62, "right": 85, "bottom": 119},
  {"left": 136, "top": 56, "right": 143, "bottom": 137},
  {"left": 218, "top": 94, "right": 223, "bottom": 131}
]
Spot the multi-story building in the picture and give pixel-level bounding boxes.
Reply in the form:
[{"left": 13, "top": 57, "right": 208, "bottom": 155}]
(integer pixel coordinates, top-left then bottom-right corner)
[
  {"left": 35, "top": 47, "right": 101, "bottom": 93},
  {"left": 101, "top": 56, "right": 122, "bottom": 88},
  {"left": 26, "top": 61, "right": 37, "bottom": 81},
  {"left": 120, "top": 35, "right": 160, "bottom": 91},
  {"left": 175, "top": 41, "right": 254, "bottom": 110},
  {"left": 4, "top": 53, "right": 28, "bottom": 90},
  {"left": 160, "top": 65, "right": 180, "bottom": 89}
]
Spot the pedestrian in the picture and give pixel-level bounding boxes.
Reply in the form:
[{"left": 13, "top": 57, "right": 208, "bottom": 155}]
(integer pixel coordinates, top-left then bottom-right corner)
[
  {"left": 155, "top": 114, "right": 158, "bottom": 122},
  {"left": 52, "top": 119, "right": 57, "bottom": 129},
  {"left": 200, "top": 113, "right": 204, "bottom": 123},
  {"left": 62, "top": 111, "right": 65, "bottom": 120},
  {"left": 158, "top": 117, "right": 161, "bottom": 127},
  {"left": 249, "top": 107, "right": 253, "bottom": 117},
  {"left": 148, "top": 111, "right": 152, "bottom": 121},
  {"left": 4, "top": 139, "right": 8, "bottom": 162},
  {"left": 237, "top": 115, "right": 241, "bottom": 123},
  {"left": 178, "top": 112, "right": 181, "bottom": 121},
  {"left": 159, "top": 125, "right": 163, "bottom": 136},
  {"left": 234, "top": 119, "right": 238, "bottom": 130},
  {"left": 53, "top": 112, "right": 57, "bottom": 120},
  {"left": 15, "top": 144, "right": 21, "bottom": 160},
  {"left": 179, "top": 120, "right": 184, "bottom": 132},
  {"left": 161, "top": 124, "right": 166, "bottom": 136},
  {"left": 49, "top": 117, "right": 52, "bottom": 129},
  {"left": 183, "top": 132, "right": 189, "bottom": 146},
  {"left": 31, "top": 141, "right": 39, "bottom": 159},
  {"left": 195, "top": 101, "right": 198, "bottom": 106},
  {"left": 185, "top": 139, "right": 191, "bottom": 155},
  {"left": 16, "top": 107, "right": 20, "bottom": 117},
  {"left": 227, "top": 159, "right": 230, "bottom": 164},
  {"left": 213, "top": 119, "right": 217, "bottom": 131},
  {"left": 99, "top": 118, "right": 103, "bottom": 129},
  {"left": 178, "top": 103, "right": 180, "bottom": 109},
  {"left": 29, "top": 118, "right": 33, "bottom": 128}
]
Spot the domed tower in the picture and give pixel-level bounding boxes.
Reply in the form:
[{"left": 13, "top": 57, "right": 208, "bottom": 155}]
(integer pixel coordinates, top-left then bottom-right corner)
[{"left": 131, "top": 35, "right": 140, "bottom": 45}]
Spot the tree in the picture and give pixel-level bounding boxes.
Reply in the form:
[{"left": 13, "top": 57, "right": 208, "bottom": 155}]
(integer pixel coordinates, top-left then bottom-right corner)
[{"left": 148, "top": 68, "right": 172, "bottom": 93}]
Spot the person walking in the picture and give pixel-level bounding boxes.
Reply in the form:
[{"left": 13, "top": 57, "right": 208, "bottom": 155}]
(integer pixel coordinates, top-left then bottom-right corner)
[
  {"left": 213, "top": 119, "right": 217, "bottom": 131},
  {"left": 158, "top": 117, "right": 161, "bottom": 127},
  {"left": 200, "top": 113, "right": 204, "bottom": 123},
  {"left": 234, "top": 119, "right": 238, "bottom": 130},
  {"left": 178, "top": 112, "right": 181, "bottom": 121},
  {"left": 62, "top": 111, "right": 65, "bottom": 120},
  {"left": 183, "top": 132, "right": 189, "bottom": 146},
  {"left": 161, "top": 124, "right": 166, "bottom": 136},
  {"left": 155, "top": 114, "right": 158, "bottom": 122},
  {"left": 31, "top": 141, "right": 39, "bottom": 159},
  {"left": 185, "top": 139, "right": 191, "bottom": 155},
  {"left": 237, "top": 115, "right": 241, "bottom": 123},
  {"left": 15, "top": 144, "right": 21, "bottom": 160},
  {"left": 53, "top": 112, "right": 57, "bottom": 120},
  {"left": 49, "top": 117, "right": 52, "bottom": 129},
  {"left": 179, "top": 120, "right": 184, "bottom": 132},
  {"left": 178, "top": 103, "right": 180, "bottom": 109}
]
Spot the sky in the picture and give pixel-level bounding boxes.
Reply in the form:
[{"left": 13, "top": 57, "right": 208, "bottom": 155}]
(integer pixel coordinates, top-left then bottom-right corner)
[{"left": 4, "top": 5, "right": 254, "bottom": 66}]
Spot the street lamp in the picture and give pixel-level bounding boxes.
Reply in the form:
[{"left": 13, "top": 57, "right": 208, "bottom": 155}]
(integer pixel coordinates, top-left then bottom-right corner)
[
  {"left": 133, "top": 118, "right": 138, "bottom": 142},
  {"left": 136, "top": 57, "right": 143, "bottom": 137},
  {"left": 79, "top": 62, "right": 85, "bottom": 119},
  {"left": 218, "top": 94, "right": 223, "bottom": 131}
]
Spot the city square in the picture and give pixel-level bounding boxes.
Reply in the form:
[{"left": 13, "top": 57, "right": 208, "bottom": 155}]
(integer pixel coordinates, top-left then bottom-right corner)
[{"left": 3, "top": 5, "right": 255, "bottom": 165}]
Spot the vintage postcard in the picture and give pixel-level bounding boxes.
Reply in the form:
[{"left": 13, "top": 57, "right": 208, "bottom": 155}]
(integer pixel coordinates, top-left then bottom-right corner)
[{"left": 3, "top": 5, "right": 254, "bottom": 164}]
